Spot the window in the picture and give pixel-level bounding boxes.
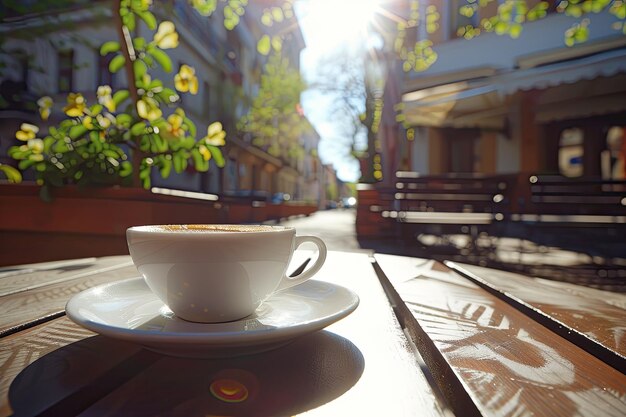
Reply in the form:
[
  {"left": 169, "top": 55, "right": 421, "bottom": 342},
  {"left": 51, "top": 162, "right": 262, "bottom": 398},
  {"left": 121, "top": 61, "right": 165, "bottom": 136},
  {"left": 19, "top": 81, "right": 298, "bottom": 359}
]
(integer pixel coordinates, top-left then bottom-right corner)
[
  {"left": 58, "top": 50, "right": 73, "bottom": 93},
  {"left": 558, "top": 128, "right": 583, "bottom": 178},
  {"left": 98, "top": 52, "right": 115, "bottom": 87}
]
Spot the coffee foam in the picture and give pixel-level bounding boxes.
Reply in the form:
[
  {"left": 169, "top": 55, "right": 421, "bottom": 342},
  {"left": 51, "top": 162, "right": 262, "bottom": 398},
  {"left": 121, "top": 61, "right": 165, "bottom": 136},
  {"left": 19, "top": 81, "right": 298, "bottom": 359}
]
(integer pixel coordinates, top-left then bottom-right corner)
[{"left": 149, "top": 224, "right": 282, "bottom": 233}]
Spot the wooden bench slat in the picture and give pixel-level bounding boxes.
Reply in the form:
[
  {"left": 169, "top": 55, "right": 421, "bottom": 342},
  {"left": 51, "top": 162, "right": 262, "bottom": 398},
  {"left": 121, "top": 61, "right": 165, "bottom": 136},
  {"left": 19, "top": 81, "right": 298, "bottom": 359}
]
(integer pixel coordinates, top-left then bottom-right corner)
[
  {"left": 375, "top": 254, "right": 626, "bottom": 417},
  {"left": 446, "top": 262, "right": 626, "bottom": 373}
]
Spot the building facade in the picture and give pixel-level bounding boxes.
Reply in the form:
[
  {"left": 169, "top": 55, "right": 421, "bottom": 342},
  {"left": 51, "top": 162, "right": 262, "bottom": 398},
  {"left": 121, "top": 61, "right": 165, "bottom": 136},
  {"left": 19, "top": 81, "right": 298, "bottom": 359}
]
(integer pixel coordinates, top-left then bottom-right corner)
[
  {"left": 0, "top": 0, "right": 323, "bottom": 201},
  {"left": 373, "top": 1, "right": 626, "bottom": 184}
]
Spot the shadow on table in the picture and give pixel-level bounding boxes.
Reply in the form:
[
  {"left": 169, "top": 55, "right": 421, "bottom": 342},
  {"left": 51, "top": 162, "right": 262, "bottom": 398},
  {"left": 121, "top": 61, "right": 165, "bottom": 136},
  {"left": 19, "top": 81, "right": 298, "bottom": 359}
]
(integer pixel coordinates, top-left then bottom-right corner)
[{"left": 10, "top": 330, "right": 364, "bottom": 416}]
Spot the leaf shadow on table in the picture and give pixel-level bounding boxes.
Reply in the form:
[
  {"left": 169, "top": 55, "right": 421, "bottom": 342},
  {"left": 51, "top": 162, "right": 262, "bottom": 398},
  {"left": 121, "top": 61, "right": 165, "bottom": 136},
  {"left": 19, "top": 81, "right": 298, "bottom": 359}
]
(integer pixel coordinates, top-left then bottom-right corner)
[{"left": 9, "top": 330, "right": 365, "bottom": 416}]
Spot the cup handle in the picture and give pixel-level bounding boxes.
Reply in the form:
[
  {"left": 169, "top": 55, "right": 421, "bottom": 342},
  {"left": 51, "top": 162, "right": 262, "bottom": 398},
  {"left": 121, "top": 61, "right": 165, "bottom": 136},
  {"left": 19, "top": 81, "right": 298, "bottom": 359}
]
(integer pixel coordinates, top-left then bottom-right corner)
[{"left": 276, "top": 236, "right": 327, "bottom": 291}]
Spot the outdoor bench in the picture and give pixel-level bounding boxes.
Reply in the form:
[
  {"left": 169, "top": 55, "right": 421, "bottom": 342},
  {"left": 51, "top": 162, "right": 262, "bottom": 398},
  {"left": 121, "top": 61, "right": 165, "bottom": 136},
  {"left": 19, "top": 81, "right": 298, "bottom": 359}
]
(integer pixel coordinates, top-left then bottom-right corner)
[
  {"left": 508, "top": 175, "right": 626, "bottom": 257},
  {"left": 383, "top": 171, "right": 515, "bottom": 249}
]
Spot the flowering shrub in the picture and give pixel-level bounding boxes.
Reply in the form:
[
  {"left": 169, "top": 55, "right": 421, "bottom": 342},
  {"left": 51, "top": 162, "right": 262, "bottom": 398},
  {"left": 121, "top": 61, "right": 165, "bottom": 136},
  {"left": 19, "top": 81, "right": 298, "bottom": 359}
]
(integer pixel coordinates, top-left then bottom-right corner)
[{"left": 7, "top": 0, "right": 226, "bottom": 193}]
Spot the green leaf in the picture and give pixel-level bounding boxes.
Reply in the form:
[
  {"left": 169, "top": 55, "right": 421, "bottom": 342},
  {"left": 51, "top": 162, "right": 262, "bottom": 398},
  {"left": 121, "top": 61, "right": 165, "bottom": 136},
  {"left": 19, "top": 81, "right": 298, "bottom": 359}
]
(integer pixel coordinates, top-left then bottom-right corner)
[
  {"left": 142, "top": 175, "right": 151, "bottom": 189},
  {"left": 173, "top": 152, "right": 185, "bottom": 173},
  {"left": 8, "top": 162, "right": 28, "bottom": 177},
  {"left": 158, "top": 88, "right": 179, "bottom": 103},
  {"left": 137, "top": 11, "right": 157, "bottom": 30},
  {"left": 123, "top": 11, "right": 136, "bottom": 31},
  {"left": 148, "top": 48, "right": 172, "bottom": 72},
  {"left": 152, "top": 134, "right": 168, "bottom": 153},
  {"left": 510, "top": 23, "right": 522, "bottom": 38},
  {"left": 160, "top": 158, "right": 172, "bottom": 178},
  {"left": 271, "top": 7, "right": 284, "bottom": 22},
  {"left": 89, "top": 131, "right": 103, "bottom": 152},
  {"left": 261, "top": 12, "right": 273, "bottom": 26},
  {"left": 119, "top": 161, "right": 132, "bottom": 177},
  {"left": 43, "top": 136, "right": 55, "bottom": 153},
  {"left": 133, "top": 37, "right": 146, "bottom": 50},
  {"left": 116, "top": 113, "right": 132, "bottom": 127},
  {"left": 90, "top": 104, "right": 103, "bottom": 115},
  {"left": 103, "top": 149, "right": 120, "bottom": 159},
  {"left": 257, "top": 35, "right": 271, "bottom": 55},
  {"left": 206, "top": 144, "right": 224, "bottom": 167},
  {"left": 131, "top": 121, "right": 146, "bottom": 136},
  {"left": 109, "top": 55, "right": 126, "bottom": 73},
  {"left": 69, "top": 125, "right": 88, "bottom": 140},
  {"left": 191, "top": 148, "right": 208, "bottom": 171},
  {"left": 271, "top": 36, "right": 282, "bottom": 52},
  {"left": 100, "top": 41, "right": 120, "bottom": 56},
  {"left": 113, "top": 90, "right": 130, "bottom": 106},
  {"left": 183, "top": 117, "right": 196, "bottom": 137},
  {"left": 133, "top": 59, "right": 147, "bottom": 79},
  {"left": 139, "top": 164, "right": 151, "bottom": 179}
]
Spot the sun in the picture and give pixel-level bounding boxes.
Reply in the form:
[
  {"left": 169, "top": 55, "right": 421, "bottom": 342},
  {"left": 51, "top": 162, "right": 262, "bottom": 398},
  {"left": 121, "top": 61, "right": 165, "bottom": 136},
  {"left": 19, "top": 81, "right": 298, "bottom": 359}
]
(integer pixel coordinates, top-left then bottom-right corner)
[{"left": 298, "top": 0, "right": 382, "bottom": 49}]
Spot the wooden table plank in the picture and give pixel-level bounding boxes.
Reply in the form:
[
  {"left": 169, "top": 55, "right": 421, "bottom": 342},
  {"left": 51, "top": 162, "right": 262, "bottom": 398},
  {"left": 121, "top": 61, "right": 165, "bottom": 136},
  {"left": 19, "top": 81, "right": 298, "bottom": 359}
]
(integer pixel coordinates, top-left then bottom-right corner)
[
  {"left": 0, "top": 262, "right": 139, "bottom": 337},
  {"left": 375, "top": 254, "right": 626, "bottom": 417},
  {"left": 0, "top": 317, "right": 144, "bottom": 417},
  {"left": 27, "top": 253, "right": 446, "bottom": 416},
  {"left": 0, "top": 256, "right": 133, "bottom": 297},
  {"left": 0, "top": 252, "right": 446, "bottom": 416},
  {"left": 446, "top": 261, "right": 626, "bottom": 372}
]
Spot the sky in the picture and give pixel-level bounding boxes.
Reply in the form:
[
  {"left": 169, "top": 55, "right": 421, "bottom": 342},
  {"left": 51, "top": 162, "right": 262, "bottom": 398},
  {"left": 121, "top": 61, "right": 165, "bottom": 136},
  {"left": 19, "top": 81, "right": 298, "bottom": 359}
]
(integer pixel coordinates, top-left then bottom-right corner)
[{"left": 294, "top": 0, "right": 382, "bottom": 182}]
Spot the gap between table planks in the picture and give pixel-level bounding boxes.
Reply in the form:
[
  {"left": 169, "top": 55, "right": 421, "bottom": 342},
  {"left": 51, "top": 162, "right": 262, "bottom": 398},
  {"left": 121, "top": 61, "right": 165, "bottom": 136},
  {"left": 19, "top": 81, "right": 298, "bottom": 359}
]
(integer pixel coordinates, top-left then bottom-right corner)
[{"left": 374, "top": 253, "right": 626, "bottom": 417}]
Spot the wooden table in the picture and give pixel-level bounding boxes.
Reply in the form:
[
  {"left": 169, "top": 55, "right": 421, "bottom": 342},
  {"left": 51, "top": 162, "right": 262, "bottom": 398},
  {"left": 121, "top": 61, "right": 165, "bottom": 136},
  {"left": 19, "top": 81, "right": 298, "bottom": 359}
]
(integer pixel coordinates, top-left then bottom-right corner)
[{"left": 1, "top": 251, "right": 625, "bottom": 416}]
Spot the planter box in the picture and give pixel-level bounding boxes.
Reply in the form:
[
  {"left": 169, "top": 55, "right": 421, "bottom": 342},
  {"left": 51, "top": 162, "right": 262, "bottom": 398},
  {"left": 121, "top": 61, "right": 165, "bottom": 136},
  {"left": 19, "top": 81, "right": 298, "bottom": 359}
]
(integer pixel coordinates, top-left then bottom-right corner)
[
  {"left": 0, "top": 183, "right": 225, "bottom": 266},
  {"left": 0, "top": 184, "right": 321, "bottom": 266}
]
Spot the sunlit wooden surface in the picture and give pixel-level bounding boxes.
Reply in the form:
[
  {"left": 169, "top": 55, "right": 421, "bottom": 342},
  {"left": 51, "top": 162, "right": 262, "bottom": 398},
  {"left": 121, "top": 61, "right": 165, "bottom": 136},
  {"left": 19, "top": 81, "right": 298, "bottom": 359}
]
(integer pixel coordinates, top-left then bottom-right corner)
[
  {"left": 375, "top": 254, "right": 626, "bottom": 417},
  {"left": 446, "top": 261, "right": 626, "bottom": 372},
  {"left": 0, "top": 251, "right": 444, "bottom": 417}
]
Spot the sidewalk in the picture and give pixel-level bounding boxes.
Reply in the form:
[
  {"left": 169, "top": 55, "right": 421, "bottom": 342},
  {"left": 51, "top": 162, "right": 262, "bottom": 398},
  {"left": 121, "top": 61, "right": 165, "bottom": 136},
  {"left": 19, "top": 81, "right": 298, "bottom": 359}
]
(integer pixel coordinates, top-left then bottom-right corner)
[{"left": 278, "top": 209, "right": 626, "bottom": 292}]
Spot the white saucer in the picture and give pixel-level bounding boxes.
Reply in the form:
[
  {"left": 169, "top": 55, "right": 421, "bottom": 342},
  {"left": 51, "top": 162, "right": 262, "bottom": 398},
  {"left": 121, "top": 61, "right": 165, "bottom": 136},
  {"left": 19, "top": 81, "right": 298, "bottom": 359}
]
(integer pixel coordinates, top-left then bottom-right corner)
[{"left": 66, "top": 278, "right": 359, "bottom": 358}]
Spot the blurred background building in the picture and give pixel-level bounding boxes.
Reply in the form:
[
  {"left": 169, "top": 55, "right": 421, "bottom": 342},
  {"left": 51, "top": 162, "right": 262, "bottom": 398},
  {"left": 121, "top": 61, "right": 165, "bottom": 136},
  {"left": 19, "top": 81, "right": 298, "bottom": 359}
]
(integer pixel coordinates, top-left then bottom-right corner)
[
  {"left": 372, "top": 0, "right": 626, "bottom": 184},
  {"left": 0, "top": 0, "right": 335, "bottom": 206}
]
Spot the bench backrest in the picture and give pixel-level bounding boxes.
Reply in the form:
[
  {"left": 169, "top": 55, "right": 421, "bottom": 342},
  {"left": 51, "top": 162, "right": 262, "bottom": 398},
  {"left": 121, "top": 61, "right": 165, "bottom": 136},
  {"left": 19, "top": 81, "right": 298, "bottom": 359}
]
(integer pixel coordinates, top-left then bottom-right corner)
[
  {"left": 394, "top": 171, "right": 515, "bottom": 214},
  {"left": 526, "top": 175, "right": 626, "bottom": 215}
]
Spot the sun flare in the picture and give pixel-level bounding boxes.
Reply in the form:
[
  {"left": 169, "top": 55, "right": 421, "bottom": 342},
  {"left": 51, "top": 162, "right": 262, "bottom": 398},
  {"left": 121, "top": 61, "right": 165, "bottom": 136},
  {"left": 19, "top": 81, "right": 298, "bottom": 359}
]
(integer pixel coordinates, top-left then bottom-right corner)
[{"left": 300, "top": 0, "right": 382, "bottom": 49}]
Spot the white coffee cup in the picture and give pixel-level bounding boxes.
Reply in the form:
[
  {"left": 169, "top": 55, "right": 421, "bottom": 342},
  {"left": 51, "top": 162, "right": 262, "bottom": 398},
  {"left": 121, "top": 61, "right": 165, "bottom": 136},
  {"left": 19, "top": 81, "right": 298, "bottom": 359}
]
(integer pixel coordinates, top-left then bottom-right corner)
[{"left": 126, "top": 224, "right": 327, "bottom": 323}]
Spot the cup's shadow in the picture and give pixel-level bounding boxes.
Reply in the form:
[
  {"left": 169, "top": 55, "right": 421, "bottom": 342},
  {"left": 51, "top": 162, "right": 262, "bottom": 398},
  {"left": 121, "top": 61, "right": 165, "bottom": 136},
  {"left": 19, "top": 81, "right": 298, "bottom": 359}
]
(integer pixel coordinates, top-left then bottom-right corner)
[{"left": 10, "top": 331, "right": 365, "bottom": 416}]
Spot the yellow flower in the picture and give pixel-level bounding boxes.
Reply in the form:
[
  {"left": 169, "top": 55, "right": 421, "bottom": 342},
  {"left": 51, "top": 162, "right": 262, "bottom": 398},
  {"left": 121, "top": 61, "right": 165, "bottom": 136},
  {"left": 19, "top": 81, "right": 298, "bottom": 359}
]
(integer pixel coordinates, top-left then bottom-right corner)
[
  {"left": 27, "top": 138, "right": 44, "bottom": 154},
  {"left": 137, "top": 96, "right": 162, "bottom": 121},
  {"left": 27, "top": 138, "right": 44, "bottom": 161},
  {"left": 15, "top": 123, "right": 39, "bottom": 141},
  {"left": 63, "top": 93, "right": 86, "bottom": 117},
  {"left": 82, "top": 116, "right": 95, "bottom": 129},
  {"left": 166, "top": 112, "right": 185, "bottom": 138},
  {"left": 97, "top": 85, "right": 116, "bottom": 112},
  {"left": 202, "top": 121, "right": 226, "bottom": 146},
  {"left": 97, "top": 113, "right": 114, "bottom": 129},
  {"left": 37, "top": 96, "right": 53, "bottom": 121},
  {"left": 198, "top": 144, "right": 212, "bottom": 161},
  {"left": 153, "top": 21, "right": 179, "bottom": 49},
  {"left": 174, "top": 65, "right": 198, "bottom": 94}
]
